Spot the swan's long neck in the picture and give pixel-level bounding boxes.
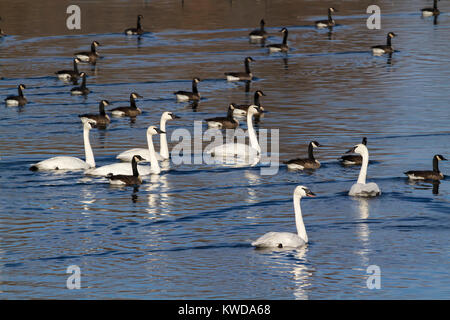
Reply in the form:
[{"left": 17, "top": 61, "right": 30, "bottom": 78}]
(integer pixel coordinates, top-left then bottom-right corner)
[
  {"left": 247, "top": 111, "right": 260, "bottom": 153},
  {"left": 308, "top": 144, "right": 315, "bottom": 160},
  {"left": 357, "top": 149, "right": 369, "bottom": 184},
  {"left": 245, "top": 60, "right": 251, "bottom": 74},
  {"left": 131, "top": 158, "right": 139, "bottom": 177},
  {"left": 160, "top": 117, "right": 169, "bottom": 159},
  {"left": 147, "top": 133, "right": 161, "bottom": 174},
  {"left": 293, "top": 193, "right": 308, "bottom": 243},
  {"left": 433, "top": 157, "right": 439, "bottom": 172},
  {"left": 282, "top": 31, "right": 288, "bottom": 45},
  {"left": 83, "top": 125, "right": 95, "bottom": 168}
]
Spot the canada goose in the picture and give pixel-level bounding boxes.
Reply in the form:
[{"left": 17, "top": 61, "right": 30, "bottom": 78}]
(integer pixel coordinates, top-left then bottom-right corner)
[
  {"left": 405, "top": 155, "right": 446, "bottom": 180},
  {"left": 422, "top": 0, "right": 440, "bottom": 16},
  {"left": 315, "top": 7, "right": 338, "bottom": 28},
  {"left": 207, "top": 105, "right": 261, "bottom": 157},
  {"left": 252, "top": 186, "right": 315, "bottom": 248},
  {"left": 75, "top": 41, "right": 100, "bottom": 64},
  {"left": 0, "top": 29, "right": 5, "bottom": 38},
  {"left": 110, "top": 92, "right": 143, "bottom": 117},
  {"left": 284, "top": 141, "right": 321, "bottom": 170},
  {"left": 347, "top": 144, "right": 381, "bottom": 197},
  {"left": 174, "top": 77, "right": 201, "bottom": 101},
  {"left": 4, "top": 84, "right": 27, "bottom": 106},
  {"left": 234, "top": 90, "right": 266, "bottom": 118},
  {"left": 29, "top": 118, "right": 96, "bottom": 171},
  {"left": 116, "top": 111, "right": 180, "bottom": 162},
  {"left": 225, "top": 57, "right": 254, "bottom": 81},
  {"left": 70, "top": 72, "right": 90, "bottom": 95},
  {"left": 372, "top": 32, "right": 396, "bottom": 55},
  {"left": 124, "top": 15, "right": 144, "bottom": 35},
  {"left": 249, "top": 19, "right": 268, "bottom": 40},
  {"left": 267, "top": 28, "right": 289, "bottom": 53},
  {"left": 79, "top": 100, "right": 111, "bottom": 127},
  {"left": 340, "top": 137, "right": 367, "bottom": 165},
  {"left": 56, "top": 58, "right": 81, "bottom": 83},
  {"left": 107, "top": 155, "right": 144, "bottom": 185},
  {"left": 205, "top": 103, "right": 239, "bottom": 129}
]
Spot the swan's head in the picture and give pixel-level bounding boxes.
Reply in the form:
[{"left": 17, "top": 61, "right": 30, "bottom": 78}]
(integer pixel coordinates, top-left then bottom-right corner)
[
  {"left": 247, "top": 105, "right": 261, "bottom": 115},
  {"left": 294, "top": 185, "right": 316, "bottom": 198},
  {"left": 310, "top": 141, "right": 321, "bottom": 148},
  {"left": 388, "top": 32, "right": 396, "bottom": 38},
  {"left": 245, "top": 56, "right": 254, "bottom": 63},
  {"left": 131, "top": 92, "right": 143, "bottom": 100},
  {"left": 193, "top": 77, "right": 201, "bottom": 83},
  {"left": 147, "top": 126, "right": 165, "bottom": 136},
  {"left": 132, "top": 155, "right": 144, "bottom": 162},
  {"left": 346, "top": 143, "right": 368, "bottom": 155},
  {"left": 362, "top": 137, "right": 367, "bottom": 145},
  {"left": 434, "top": 154, "right": 447, "bottom": 161},
  {"left": 162, "top": 111, "right": 180, "bottom": 121},
  {"left": 19, "top": 84, "right": 26, "bottom": 90},
  {"left": 329, "top": 7, "right": 338, "bottom": 13},
  {"left": 80, "top": 117, "right": 96, "bottom": 129},
  {"left": 92, "top": 41, "right": 100, "bottom": 47}
]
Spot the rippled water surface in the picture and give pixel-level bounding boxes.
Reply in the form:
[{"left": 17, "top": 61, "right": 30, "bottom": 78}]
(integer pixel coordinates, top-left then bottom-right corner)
[{"left": 1, "top": 0, "right": 449, "bottom": 299}]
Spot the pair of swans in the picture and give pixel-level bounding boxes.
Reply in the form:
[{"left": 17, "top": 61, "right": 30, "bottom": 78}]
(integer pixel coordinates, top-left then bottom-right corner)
[{"left": 30, "top": 112, "right": 178, "bottom": 176}]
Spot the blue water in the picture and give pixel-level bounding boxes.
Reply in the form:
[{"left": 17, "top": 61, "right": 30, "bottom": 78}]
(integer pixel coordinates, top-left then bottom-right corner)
[{"left": 0, "top": 0, "right": 449, "bottom": 299}]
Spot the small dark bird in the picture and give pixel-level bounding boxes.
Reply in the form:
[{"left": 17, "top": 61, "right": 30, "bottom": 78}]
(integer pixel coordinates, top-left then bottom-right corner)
[
  {"left": 249, "top": 19, "right": 268, "bottom": 40},
  {"left": 372, "top": 32, "right": 396, "bottom": 55},
  {"left": 110, "top": 92, "right": 143, "bottom": 117},
  {"left": 284, "top": 141, "right": 321, "bottom": 170},
  {"left": 225, "top": 57, "right": 254, "bottom": 81},
  {"left": 174, "top": 77, "right": 201, "bottom": 101},
  {"left": 5, "top": 84, "right": 27, "bottom": 106},
  {"left": 340, "top": 137, "right": 367, "bottom": 165},
  {"left": 405, "top": 154, "right": 446, "bottom": 180},
  {"left": 108, "top": 155, "right": 144, "bottom": 185},
  {"left": 75, "top": 41, "right": 100, "bottom": 65},
  {"left": 79, "top": 100, "right": 111, "bottom": 127},
  {"left": 56, "top": 58, "right": 81, "bottom": 83},
  {"left": 315, "top": 7, "right": 338, "bottom": 28},
  {"left": 205, "top": 103, "right": 239, "bottom": 129},
  {"left": 71, "top": 72, "right": 90, "bottom": 95},
  {"left": 124, "top": 15, "right": 144, "bottom": 35},
  {"left": 421, "top": 0, "right": 440, "bottom": 16},
  {"left": 267, "top": 28, "right": 289, "bottom": 53}
]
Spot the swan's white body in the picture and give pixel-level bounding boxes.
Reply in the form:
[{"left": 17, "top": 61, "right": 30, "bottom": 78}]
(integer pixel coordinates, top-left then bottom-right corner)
[
  {"left": 30, "top": 119, "right": 96, "bottom": 171},
  {"left": 87, "top": 126, "right": 161, "bottom": 176},
  {"left": 252, "top": 186, "right": 313, "bottom": 248},
  {"left": 348, "top": 144, "right": 381, "bottom": 197},
  {"left": 116, "top": 112, "right": 175, "bottom": 162},
  {"left": 207, "top": 106, "right": 260, "bottom": 157}
]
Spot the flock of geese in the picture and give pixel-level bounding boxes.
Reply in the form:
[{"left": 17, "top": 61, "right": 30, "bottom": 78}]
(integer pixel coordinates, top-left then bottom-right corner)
[{"left": 1, "top": 2, "right": 447, "bottom": 249}]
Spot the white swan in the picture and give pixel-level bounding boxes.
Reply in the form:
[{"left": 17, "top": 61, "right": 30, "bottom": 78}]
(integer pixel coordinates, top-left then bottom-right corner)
[
  {"left": 207, "top": 105, "right": 261, "bottom": 158},
  {"left": 30, "top": 118, "right": 96, "bottom": 171},
  {"left": 86, "top": 126, "right": 163, "bottom": 176},
  {"left": 252, "top": 186, "right": 315, "bottom": 248},
  {"left": 347, "top": 144, "right": 381, "bottom": 197},
  {"left": 116, "top": 112, "right": 179, "bottom": 162}
]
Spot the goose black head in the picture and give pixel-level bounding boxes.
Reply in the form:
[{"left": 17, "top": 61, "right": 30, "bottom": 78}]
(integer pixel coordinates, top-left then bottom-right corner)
[
  {"left": 93, "top": 41, "right": 100, "bottom": 47},
  {"left": 79, "top": 72, "right": 87, "bottom": 78},
  {"left": 311, "top": 141, "right": 321, "bottom": 148},
  {"left": 435, "top": 155, "right": 447, "bottom": 161},
  {"left": 255, "top": 90, "right": 265, "bottom": 96},
  {"left": 260, "top": 19, "right": 265, "bottom": 26},
  {"left": 138, "top": 14, "right": 143, "bottom": 19},
  {"left": 132, "top": 155, "right": 144, "bottom": 162},
  {"left": 245, "top": 56, "right": 254, "bottom": 62},
  {"left": 131, "top": 92, "right": 143, "bottom": 99},
  {"left": 74, "top": 58, "right": 81, "bottom": 64},
  {"left": 280, "top": 27, "right": 288, "bottom": 33},
  {"left": 193, "top": 77, "right": 201, "bottom": 83},
  {"left": 329, "top": 7, "right": 338, "bottom": 13},
  {"left": 19, "top": 84, "right": 26, "bottom": 90},
  {"left": 362, "top": 137, "right": 368, "bottom": 145},
  {"left": 101, "top": 99, "right": 110, "bottom": 106},
  {"left": 388, "top": 32, "right": 396, "bottom": 38}
]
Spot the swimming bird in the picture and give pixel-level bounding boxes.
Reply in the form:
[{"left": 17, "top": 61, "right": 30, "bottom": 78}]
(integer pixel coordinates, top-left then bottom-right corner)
[
  {"left": 225, "top": 57, "right": 254, "bottom": 81},
  {"left": 5, "top": 84, "right": 27, "bottom": 106},
  {"left": 86, "top": 126, "right": 164, "bottom": 176},
  {"left": 174, "top": 78, "right": 201, "bottom": 102},
  {"left": 56, "top": 58, "right": 81, "bottom": 83},
  {"left": 267, "top": 28, "right": 289, "bottom": 53},
  {"left": 421, "top": 0, "right": 440, "bottom": 16},
  {"left": 124, "top": 15, "right": 144, "bottom": 35},
  {"left": 252, "top": 185, "right": 315, "bottom": 248},
  {"left": 372, "top": 32, "right": 396, "bottom": 55},
  {"left": 347, "top": 144, "right": 381, "bottom": 197},
  {"left": 110, "top": 92, "right": 143, "bottom": 117},
  {"left": 0, "top": 29, "right": 5, "bottom": 38},
  {"left": 284, "top": 141, "right": 321, "bottom": 170},
  {"left": 79, "top": 100, "right": 111, "bottom": 127},
  {"left": 205, "top": 104, "right": 239, "bottom": 129},
  {"left": 340, "top": 137, "right": 367, "bottom": 165},
  {"left": 404, "top": 154, "right": 446, "bottom": 180},
  {"left": 75, "top": 41, "right": 100, "bottom": 65},
  {"left": 107, "top": 155, "right": 144, "bottom": 185},
  {"left": 315, "top": 7, "right": 338, "bottom": 28},
  {"left": 29, "top": 118, "right": 96, "bottom": 171},
  {"left": 234, "top": 90, "right": 266, "bottom": 119},
  {"left": 249, "top": 19, "right": 268, "bottom": 40},
  {"left": 207, "top": 105, "right": 261, "bottom": 157},
  {"left": 116, "top": 111, "right": 180, "bottom": 162},
  {"left": 70, "top": 72, "right": 90, "bottom": 95}
]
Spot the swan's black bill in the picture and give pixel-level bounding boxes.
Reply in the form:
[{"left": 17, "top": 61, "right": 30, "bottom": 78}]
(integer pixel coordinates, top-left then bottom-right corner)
[
  {"left": 346, "top": 146, "right": 357, "bottom": 154},
  {"left": 306, "top": 190, "right": 316, "bottom": 197}
]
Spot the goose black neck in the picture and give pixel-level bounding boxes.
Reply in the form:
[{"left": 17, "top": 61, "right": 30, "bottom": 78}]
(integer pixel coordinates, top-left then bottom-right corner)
[
  {"left": 386, "top": 35, "right": 392, "bottom": 47},
  {"left": 227, "top": 106, "right": 234, "bottom": 118},
  {"left": 434, "top": 0, "right": 438, "bottom": 9},
  {"left": 192, "top": 80, "right": 198, "bottom": 94},
  {"left": 137, "top": 16, "right": 142, "bottom": 29},
  {"left": 260, "top": 21, "right": 265, "bottom": 31},
  {"left": 18, "top": 86, "right": 24, "bottom": 97},
  {"left": 245, "top": 60, "right": 251, "bottom": 74},
  {"left": 328, "top": 10, "right": 333, "bottom": 22},
  {"left": 131, "top": 157, "right": 139, "bottom": 177},
  {"left": 433, "top": 156, "right": 440, "bottom": 172},
  {"left": 282, "top": 30, "right": 288, "bottom": 45},
  {"left": 90, "top": 43, "right": 97, "bottom": 53},
  {"left": 130, "top": 96, "right": 137, "bottom": 109},
  {"left": 73, "top": 60, "right": 79, "bottom": 73},
  {"left": 99, "top": 102, "right": 106, "bottom": 115},
  {"left": 81, "top": 75, "right": 87, "bottom": 88},
  {"left": 308, "top": 143, "right": 315, "bottom": 160},
  {"left": 253, "top": 92, "right": 261, "bottom": 106}
]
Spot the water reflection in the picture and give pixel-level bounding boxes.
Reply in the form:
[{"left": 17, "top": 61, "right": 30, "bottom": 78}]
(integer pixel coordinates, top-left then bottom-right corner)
[
  {"left": 406, "top": 179, "right": 440, "bottom": 195},
  {"left": 353, "top": 198, "right": 370, "bottom": 266}
]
